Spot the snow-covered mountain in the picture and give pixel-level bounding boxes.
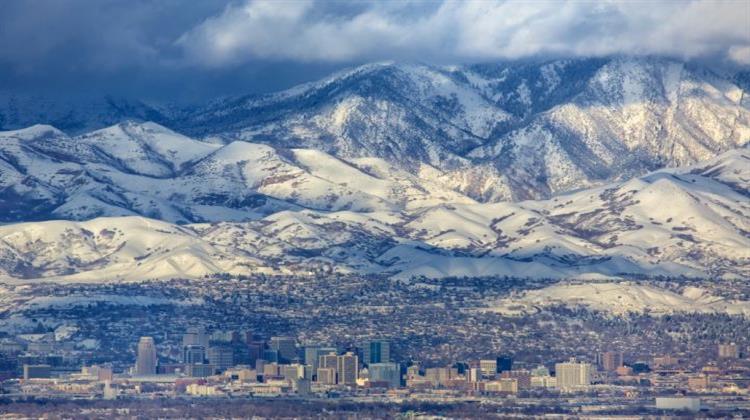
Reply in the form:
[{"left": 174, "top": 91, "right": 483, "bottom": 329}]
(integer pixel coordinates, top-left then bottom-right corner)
[
  {"left": 485, "top": 282, "right": 750, "bottom": 316},
  {"left": 178, "top": 57, "right": 750, "bottom": 201},
  {"left": 4, "top": 57, "right": 747, "bottom": 202},
  {"left": 0, "top": 145, "right": 747, "bottom": 282},
  {"left": 0, "top": 121, "right": 476, "bottom": 223},
  {"left": 0, "top": 56, "right": 748, "bottom": 283}
]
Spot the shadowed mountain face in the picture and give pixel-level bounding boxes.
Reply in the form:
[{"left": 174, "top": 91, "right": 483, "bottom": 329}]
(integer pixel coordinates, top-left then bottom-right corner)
[{"left": 2, "top": 57, "right": 747, "bottom": 203}]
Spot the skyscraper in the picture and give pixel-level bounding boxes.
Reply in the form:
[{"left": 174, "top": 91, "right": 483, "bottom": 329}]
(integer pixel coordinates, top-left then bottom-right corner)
[
  {"left": 207, "top": 345, "right": 234, "bottom": 372},
  {"left": 362, "top": 340, "right": 390, "bottom": 365},
  {"left": 497, "top": 355, "right": 513, "bottom": 372},
  {"left": 182, "top": 344, "right": 206, "bottom": 364},
  {"left": 599, "top": 351, "right": 623, "bottom": 371},
  {"left": 316, "top": 367, "right": 336, "bottom": 385},
  {"left": 480, "top": 359, "right": 498, "bottom": 377},
  {"left": 270, "top": 336, "right": 297, "bottom": 363},
  {"left": 134, "top": 337, "right": 157, "bottom": 376},
  {"left": 319, "top": 352, "right": 338, "bottom": 369},
  {"left": 337, "top": 352, "right": 358, "bottom": 385},
  {"left": 183, "top": 327, "right": 209, "bottom": 348},
  {"left": 368, "top": 362, "right": 401, "bottom": 388},
  {"left": 304, "top": 345, "right": 337, "bottom": 372}
]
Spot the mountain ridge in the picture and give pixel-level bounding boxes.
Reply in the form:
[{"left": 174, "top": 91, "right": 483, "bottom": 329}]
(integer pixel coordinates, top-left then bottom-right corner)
[
  {"left": 0, "top": 56, "right": 748, "bottom": 282},
  {"left": 0, "top": 145, "right": 746, "bottom": 282},
  {"left": 2, "top": 57, "right": 748, "bottom": 202}
]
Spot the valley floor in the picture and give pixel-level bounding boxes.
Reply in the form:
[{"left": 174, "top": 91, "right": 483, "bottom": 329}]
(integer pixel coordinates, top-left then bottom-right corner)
[
  {"left": 1, "top": 275, "right": 748, "bottom": 369},
  {"left": 1, "top": 393, "right": 749, "bottom": 418}
]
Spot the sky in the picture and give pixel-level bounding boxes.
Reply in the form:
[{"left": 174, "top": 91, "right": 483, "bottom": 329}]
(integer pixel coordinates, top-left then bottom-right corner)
[{"left": 0, "top": 0, "right": 748, "bottom": 103}]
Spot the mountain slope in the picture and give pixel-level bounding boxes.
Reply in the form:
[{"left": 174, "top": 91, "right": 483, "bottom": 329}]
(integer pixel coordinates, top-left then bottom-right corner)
[
  {"left": 469, "top": 58, "right": 750, "bottom": 199},
  {"left": 182, "top": 57, "right": 749, "bottom": 201},
  {"left": 0, "top": 121, "right": 477, "bottom": 223},
  {"left": 0, "top": 148, "right": 746, "bottom": 282},
  {"left": 3, "top": 58, "right": 747, "bottom": 203}
]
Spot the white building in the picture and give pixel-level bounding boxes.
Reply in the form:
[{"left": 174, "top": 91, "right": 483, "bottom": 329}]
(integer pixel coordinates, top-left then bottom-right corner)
[{"left": 555, "top": 359, "right": 592, "bottom": 390}]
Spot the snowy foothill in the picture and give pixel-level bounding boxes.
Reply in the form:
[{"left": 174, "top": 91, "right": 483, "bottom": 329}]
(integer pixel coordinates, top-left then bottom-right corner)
[{"left": 482, "top": 281, "right": 750, "bottom": 317}]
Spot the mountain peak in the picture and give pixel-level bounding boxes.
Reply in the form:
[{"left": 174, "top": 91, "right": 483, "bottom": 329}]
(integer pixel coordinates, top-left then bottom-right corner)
[{"left": 0, "top": 124, "right": 66, "bottom": 140}]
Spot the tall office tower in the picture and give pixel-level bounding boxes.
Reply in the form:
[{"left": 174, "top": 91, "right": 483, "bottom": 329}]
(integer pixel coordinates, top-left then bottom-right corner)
[
  {"left": 316, "top": 367, "right": 337, "bottom": 385},
  {"left": 134, "top": 337, "right": 157, "bottom": 376},
  {"left": 270, "top": 336, "right": 297, "bottom": 363},
  {"left": 368, "top": 362, "right": 401, "bottom": 388},
  {"left": 497, "top": 356, "right": 513, "bottom": 372},
  {"left": 263, "top": 349, "right": 280, "bottom": 363},
  {"left": 319, "top": 352, "right": 338, "bottom": 369},
  {"left": 304, "top": 345, "right": 337, "bottom": 372},
  {"left": 479, "top": 359, "right": 498, "bottom": 377},
  {"left": 467, "top": 367, "right": 482, "bottom": 383},
  {"left": 599, "top": 351, "right": 623, "bottom": 371},
  {"left": 718, "top": 343, "right": 739, "bottom": 359},
  {"left": 207, "top": 345, "right": 234, "bottom": 372},
  {"left": 232, "top": 341, "right": 252, "bottom": 365},
  {"left": 183, "top": 327, "right": 209, "bottom": 348},
  {"left": 247, "top": 342, "right": 264, "bottom": 365},
  {"left": 362, "top": 340, "right": 391, "bottom": 365},
  {"left": 555, "top": 359, "right": 592, "bottom": 390},
  {"left": 182, "top": 344, "right": 206, "bottom": 364},
  {"left": 337, "top": 352, "right": 358, "bottom": 385}
]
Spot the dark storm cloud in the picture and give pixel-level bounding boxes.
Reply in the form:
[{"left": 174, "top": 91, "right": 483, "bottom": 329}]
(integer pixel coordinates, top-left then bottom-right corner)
[{"left": 0, "top": 0, "right": 748, "bottom": 102}]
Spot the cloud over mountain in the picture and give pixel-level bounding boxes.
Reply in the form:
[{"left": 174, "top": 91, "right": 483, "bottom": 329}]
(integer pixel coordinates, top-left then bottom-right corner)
[
  {"left": 177, "top": 0, "right": 750, "bottom": 66},
  {"left": 0, "top": 0, "right": 747, "bottom": 101}
]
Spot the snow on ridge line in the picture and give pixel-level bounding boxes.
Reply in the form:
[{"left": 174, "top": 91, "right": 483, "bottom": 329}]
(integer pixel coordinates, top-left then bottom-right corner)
[{"left": 483, "top": 282, "right": 750, "bottom": 317}]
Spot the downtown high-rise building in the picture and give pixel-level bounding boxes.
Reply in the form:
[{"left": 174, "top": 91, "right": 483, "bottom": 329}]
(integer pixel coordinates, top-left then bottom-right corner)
[
  {"left": 270, "top": 336, "right": 297, "bottom": 363},
  {"left": 425, "top": 367, "right": 459, "bottom": 386},
  {"left": 182, "top": 344, "right": 206, "bottom": 364},
  {"left": 368, "top": 362, "right": 401, "bottom": 388},
  {"left": 337, "top": 352, "right": 358, "bottom": 385},
  {"left": 134, "top": 337, "right": 157, "bottom": 376},
  {"left": 497, "top": 355, "right": 513, "bottom": 372},
  {"left": 555, "top": 359, "right": 592, "bottom": 390},
  {"left": 304, "top": 345, "right": 337, "bottom": 372},
  {"left": 361, "top": 340, "right": 390, "bottom": 365},
  {"left": 207, "top": 345, "right": 234, "bottom": 372},
  {"left": 319, "top": 352, "right": 339, "bottom": 382},
  {"left": 316, "top": 367, "right": 336, "bottom": 385},
  {"left": 479, "top": 359, "right": 498, "bottom": 377},
  {"left": 598, "top": 351, "right": 623, "bottom": 371},
  {"left": 182, "top": 327, "right": 209, "bottom": 349}
]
